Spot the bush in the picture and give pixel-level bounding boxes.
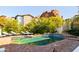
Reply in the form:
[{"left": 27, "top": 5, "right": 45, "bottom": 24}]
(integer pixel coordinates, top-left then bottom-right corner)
[
  {"left": 68, "top": 15, "right": 79, "bottom": 36},
  {"left": 67, "top": 30, "right": 79, "bottom": 36},
  {"left": 71, "top": 15, "right": 79, "bottom": 30}
]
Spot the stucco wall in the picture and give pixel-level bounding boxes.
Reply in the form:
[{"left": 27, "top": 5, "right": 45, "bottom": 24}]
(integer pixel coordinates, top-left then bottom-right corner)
[{"left": 23, "top": 16, "right": 33, "bottom": 25}]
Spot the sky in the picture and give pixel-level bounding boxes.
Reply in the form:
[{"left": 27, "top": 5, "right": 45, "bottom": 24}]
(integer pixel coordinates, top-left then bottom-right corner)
[{"left": 0, "top": 6, "right": 78, "bottom": 19}]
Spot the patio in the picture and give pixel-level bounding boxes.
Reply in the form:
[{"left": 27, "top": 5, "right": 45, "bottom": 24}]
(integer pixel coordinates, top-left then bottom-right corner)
[
  {"left": 0, "top": 37, "right": 12, "bottom": 45},
  {"left": 0, "top": 33, "right": 79, "bottom": 52},
  {"left": 0, "top": 35, "right": 25, "bottom": 45}
]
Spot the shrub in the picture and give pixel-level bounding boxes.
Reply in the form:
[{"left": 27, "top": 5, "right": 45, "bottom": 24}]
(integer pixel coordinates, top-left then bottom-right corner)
[{"left": 68, "top": 15, "right": 79, "bottom": 36}]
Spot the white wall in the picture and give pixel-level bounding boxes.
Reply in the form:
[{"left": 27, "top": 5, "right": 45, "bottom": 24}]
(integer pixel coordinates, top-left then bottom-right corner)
[
  {"left": 24, "top": 16, "right": 33, "bottom": 25},
  {"left": 17, "top": 16, "right": 24, "bottom": 25},
  {"left": 56, "top": 26, "right": 63, "bottom": 34}
]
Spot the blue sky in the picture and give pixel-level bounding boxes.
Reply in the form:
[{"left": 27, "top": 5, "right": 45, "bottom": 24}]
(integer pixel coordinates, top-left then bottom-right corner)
[{"left": 0, "top": 6, "right": 78, "bottom": 19}]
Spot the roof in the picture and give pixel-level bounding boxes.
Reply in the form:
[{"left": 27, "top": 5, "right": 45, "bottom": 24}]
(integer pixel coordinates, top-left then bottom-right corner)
[
  {"left": 22, "top": 14, "right": 34, "bottom": 18},
  {"left": 15, "top": 14, "right": 34, "bottom": 19}
]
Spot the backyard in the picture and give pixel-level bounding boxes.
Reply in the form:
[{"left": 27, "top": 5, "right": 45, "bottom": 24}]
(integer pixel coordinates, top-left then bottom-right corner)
[
  {"left": 0, "top": 6, "right": 79, "bottom": 52},
  {"left": 0, "top": 33, "right": 79, "bottom": 52}
]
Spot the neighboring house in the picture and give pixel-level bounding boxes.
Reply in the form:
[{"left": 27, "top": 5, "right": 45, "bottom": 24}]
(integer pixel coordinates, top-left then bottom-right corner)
[
  {"left": 23, "top": 14, "right": 34, "bottom": 25},
  {"left": 15, "top": 15, "right": 24, "bottom": 25},
  {"left": 15, "top": 14, "right": 34, "bottom": 25}
]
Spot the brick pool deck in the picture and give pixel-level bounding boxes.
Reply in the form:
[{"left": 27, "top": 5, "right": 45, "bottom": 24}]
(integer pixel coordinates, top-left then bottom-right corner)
[{"left": 0, "top": 33, "right": 79, "bottom": 52}]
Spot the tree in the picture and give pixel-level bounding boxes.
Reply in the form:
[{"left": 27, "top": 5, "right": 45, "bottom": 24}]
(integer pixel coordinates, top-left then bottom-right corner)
[
  {"left": 49, "top": 16, "right": 64, "bottom": 28},
  {"left": 0, "top": 16, "right": 26, "bottom": 33},
  {"left": 25, "top": 17, "right": 50, "bottom": 34},
  {"left": 0, "top": 16, "right": 7, "bottom": 26},
  {"left": 3, "top": 18, "right": 19, "bottom": 33},
  {"left": 25, "top": 16, "right": 64, "bottom": 34}
]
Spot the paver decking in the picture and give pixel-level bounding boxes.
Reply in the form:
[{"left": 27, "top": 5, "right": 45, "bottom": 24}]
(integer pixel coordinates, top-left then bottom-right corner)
[
  {"left": 0, "top": 35, "right": 24, "bottom": 45},
  {"left": 0, "top": 33, "right": 79, "bottom": 52},
  {"left": 0, "top": 37, "right": 12, "bottom": 45}
]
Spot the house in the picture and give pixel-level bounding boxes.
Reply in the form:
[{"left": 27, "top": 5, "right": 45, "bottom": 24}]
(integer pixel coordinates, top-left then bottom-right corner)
[
  {"left": 15, "top": 14, "right": 34, "bottom": 26},
  {"left": 15, "top": 15, "right": 24, "bottom": 24},
  {"left": 23, "top": 14, "right": 34, "bottom": 25}
]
